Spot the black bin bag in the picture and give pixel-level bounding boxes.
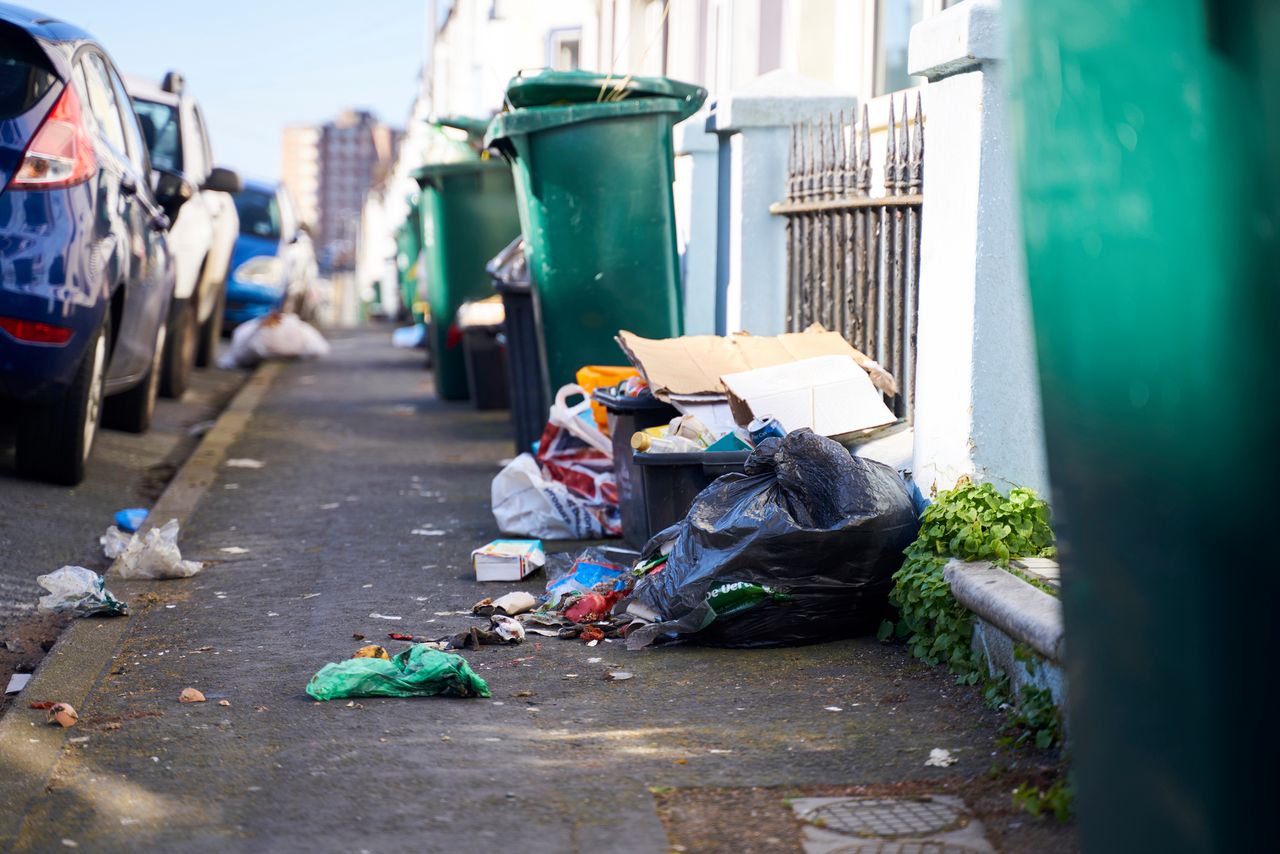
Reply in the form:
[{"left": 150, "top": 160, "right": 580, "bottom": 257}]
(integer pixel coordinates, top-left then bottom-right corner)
[{"left": 625, "top": 429, "right": 919, "bottom": 649}]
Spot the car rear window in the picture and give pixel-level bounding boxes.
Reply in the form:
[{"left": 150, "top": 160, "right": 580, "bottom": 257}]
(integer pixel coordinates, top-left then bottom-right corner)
[
  {"left": 131, "top": 97, "right": 182, "bottom": 173},
  {"left": 0, "top": 25, "right": 58, "bottom": 120},
  {"left": 235, "top": 188, "right": 281, "bottom": 240}
]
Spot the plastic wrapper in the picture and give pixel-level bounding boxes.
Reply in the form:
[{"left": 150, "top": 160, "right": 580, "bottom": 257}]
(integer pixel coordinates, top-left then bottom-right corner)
[
  {"left": 625, "top": 429, "right": 918, "bottom": 649},
  {"left": 217, "top": 311, "right": 330, "bottom": 369},
  {"left": 544, "top": 549, "right": 629, "bottom": 599},
  {"left": 112, "top": 519, "right": 204, "bottom": 579},
  {"left": 100, "top": 526, "right": 133, "bottom": 559},
  {"left": 491, "top": 454, "right": 620, "bottom": 540},
  {"left": 305, "top": 644, "right": 491, "bottom": 701},
  {"left": 36, "top": 566, "right": 129, "bottom": 617}
]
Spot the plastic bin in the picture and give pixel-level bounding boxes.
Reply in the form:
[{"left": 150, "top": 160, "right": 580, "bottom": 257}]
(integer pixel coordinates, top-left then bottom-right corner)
[
  {"left": 485, "top": 69, "right": 707, "bottom": 394},
  {"left": 458, "top": 297, "right": 510, "bottom": 411},
  {"left": 489, "top": 239, "right": 546, "bottom": 454},
  {"left": 632, "top": 450, "right": 750, "bottom": 547},
  {"left": 412, "top": 158, "right": 520, "bottom": 401},
  {"left": 593, "top": 388, "right": 680, "bottom": 548},
  {"left": 395, "top": 195, "right": 424, "bottom": 323}
]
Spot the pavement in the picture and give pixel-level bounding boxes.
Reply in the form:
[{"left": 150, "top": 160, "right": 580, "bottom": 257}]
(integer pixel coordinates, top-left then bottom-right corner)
[
  {"left": 0, "top": 326, "right": 1073, "bottom": 853},
  {"left": 0, "top": 366, "right": 248, "bottom": 619}
]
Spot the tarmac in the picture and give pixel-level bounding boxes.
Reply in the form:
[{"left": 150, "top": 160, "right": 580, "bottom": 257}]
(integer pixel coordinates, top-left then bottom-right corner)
[{"left": 0, "top": 326, "right": 1069, "bottom": 853}]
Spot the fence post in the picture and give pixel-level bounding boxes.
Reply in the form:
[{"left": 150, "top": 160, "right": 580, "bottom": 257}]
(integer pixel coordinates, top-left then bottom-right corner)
[
  {"left": 707, "top": 70, "right": 855, "bottom": 335},
  {"left": 907, "top": 0, "right": 1048, "bottom": 498}
]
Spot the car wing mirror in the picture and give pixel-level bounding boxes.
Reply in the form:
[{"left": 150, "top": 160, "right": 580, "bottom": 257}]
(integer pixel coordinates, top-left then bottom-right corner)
[
  {"left": 154, "top": 168, "right": 196, "bottom": 220},
  {"left": 201, "top": 166, "right": 243, "bottom": 194}
]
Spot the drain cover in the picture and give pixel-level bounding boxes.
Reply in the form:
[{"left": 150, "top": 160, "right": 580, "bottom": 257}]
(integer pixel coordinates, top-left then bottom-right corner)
[
  {"left": 808, "top": 797, "right": 964, "bottom": 838},
  {"left": 826, "top": 843, "right": 983, "bottom": 854}
]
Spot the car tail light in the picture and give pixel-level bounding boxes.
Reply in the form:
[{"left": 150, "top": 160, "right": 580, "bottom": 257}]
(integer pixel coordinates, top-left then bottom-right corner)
[
  {"left": 6, "top": 82, "right": 96, "bottom": 190},
  {"left": 0, "top": 317, "right": 74, "bottom": 345}
]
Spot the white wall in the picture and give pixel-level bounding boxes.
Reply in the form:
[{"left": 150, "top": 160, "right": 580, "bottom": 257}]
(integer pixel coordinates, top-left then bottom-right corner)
[{"left": 907, "top": 0, "right": 1049, "bottom": 497}]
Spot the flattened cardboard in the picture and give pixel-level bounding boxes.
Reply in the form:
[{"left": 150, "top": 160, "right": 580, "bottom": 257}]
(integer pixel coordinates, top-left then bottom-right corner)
[
  {"left": 616, "top": 324, "right": 896, "bottom": 401},
  {"left": 721, "top": 355, "right": 896, "bottom": 436}
]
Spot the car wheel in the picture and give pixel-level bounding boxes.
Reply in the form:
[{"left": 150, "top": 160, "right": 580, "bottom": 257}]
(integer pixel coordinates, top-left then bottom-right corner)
[
  {"left": 195, "top": 281, "right": 226, "bottom": 368},
  {"left": 103, "top": 320, "right": 165, "bottom": 434},
  {"left": 160, "top": 297, "right": 196, "bottom": 398},
  {"left": 15, "top": 315, "right": 110, "bottom": 486}
]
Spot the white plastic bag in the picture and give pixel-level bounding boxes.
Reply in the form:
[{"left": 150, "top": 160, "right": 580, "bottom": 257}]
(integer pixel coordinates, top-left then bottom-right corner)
[
  {"left": 217, "top": 311, "right": 330, "bottom": 369},
  {"left": 111, "top": 519, "right": 204, "bottom": 580},
  {"left": 548, "top": 384, "right": 612, "bottom": 457},
  {"left": 99, "top": 525, "right": 133, "bottom": 559},
  {"left": 491, "top": 454, "right": 619, "bottom": 540},
  {"left": 36, "top": 566, "right": 129, "bottom": 617}
]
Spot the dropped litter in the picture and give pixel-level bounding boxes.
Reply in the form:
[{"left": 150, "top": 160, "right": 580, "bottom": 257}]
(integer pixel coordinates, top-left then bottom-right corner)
[
  {"left": 306, "top": 644, "right": 490, "bottom": 701},
  {"left": 111, "top": 519, "right": 203, "bottom": 579},
  {"left": 47, "top": 703, "right": 78, "bottom": 727},
  {"left": 5, "top": 673, "right": 31, "bottom": 695},
  {"left": 37, "top": 567, "right": 128, "bottom": 617},
  {"left": 99, "top": 526, "right": 133, "bottom": 559},
  {"left": 623, "top": 429, "right": 918, "bottom": 649},
  {"left": 925, "top": 748, "right": 958, "bottom": 767},
  {"left": 217, "top": 310, "right": 330, "bottom": 368},
  {"left": 114, "top": 508, "right": 148, "bottom": 533}
]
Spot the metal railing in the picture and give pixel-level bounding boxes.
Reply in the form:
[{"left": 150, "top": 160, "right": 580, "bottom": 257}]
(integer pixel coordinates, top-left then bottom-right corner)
[{"left": 770, "top": 94, "right": 924, "bottom": 420}]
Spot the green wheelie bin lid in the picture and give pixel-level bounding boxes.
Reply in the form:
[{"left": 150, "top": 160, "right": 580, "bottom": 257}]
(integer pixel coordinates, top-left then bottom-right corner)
[
  {"left": 483, "top": 96, "right": 702, "bottom": 149},
  {"left": 503, "top": 68, "right": 706, "bottom": 116}
]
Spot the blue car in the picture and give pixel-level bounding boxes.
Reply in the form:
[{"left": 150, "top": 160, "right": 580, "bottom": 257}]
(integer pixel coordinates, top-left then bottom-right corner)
[
  {"left": 1, "top": 4, "right": 179, "bottom": 484},
  {"left": 224, "top": 180, "right": 316, "bottom": 328}
]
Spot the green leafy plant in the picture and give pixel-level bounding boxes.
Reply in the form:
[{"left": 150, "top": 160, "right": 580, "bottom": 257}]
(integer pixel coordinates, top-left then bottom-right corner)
[
  {"left": 881, "top": 479, "right": 1056, "bottom": 683},
  {"left": 1012, "top": 778, "right": 1074, "bottom": 823}
]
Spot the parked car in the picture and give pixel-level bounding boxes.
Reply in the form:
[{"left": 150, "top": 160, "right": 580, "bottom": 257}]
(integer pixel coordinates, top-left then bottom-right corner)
[
  {"left": 128, "top": 71, "right": 240, "bottom": 398},
  {"left": 1, "top": 5, "right": 183, "bottom": 484},
  {"left": 224, "top": 181, "right": 317, "bottom": 328}
]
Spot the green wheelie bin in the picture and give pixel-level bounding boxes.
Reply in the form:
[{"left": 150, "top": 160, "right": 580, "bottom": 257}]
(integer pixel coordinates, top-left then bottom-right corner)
[
  {"left": 485, "top": 70, "right": 706, "bottom": 395},
  {"left": 1008, "top": 1, "right": 1280, "bottom": 849},
  {"left": 412, "top": 156, "right": 520, "bottom": 401},
  {"left": 394, "top": 194, "right": 424, "bottom": 323}
]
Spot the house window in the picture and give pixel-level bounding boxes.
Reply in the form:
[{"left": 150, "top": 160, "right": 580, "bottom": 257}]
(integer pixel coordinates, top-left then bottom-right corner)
[
  {"left": 547, "top": 27, "right": 582, "bottom": 71},
  {"left": 876, "top": 0, "right": 925, "bottom": 95}
]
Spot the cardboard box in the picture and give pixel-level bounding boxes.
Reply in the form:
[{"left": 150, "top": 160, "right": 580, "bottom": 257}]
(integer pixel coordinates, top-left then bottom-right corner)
[
  {"left": 470, "top": 539, "right": 545, "bottom": 582},
  {"left": 616, "top": 324, "right": 897, "bottom": 402},
  {"left": 721, "top": 355, "right": 896, "bottom": 437}
]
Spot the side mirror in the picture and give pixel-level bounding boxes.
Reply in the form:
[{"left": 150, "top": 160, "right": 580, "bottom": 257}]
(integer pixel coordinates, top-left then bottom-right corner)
[
  {"left": 201, "top": 166, "right": 243, "bottom": 194},
  {"left": 154, "top": 168, "right": 195, "bottom": 220}
]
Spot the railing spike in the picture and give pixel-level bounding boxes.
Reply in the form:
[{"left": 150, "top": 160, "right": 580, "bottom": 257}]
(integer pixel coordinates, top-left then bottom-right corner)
[
  {"left": 885, "top": 98, "right": 898, "bottom": 194},
  {"left": 860, "top": 106, "right": 870, "bottom": 193}
]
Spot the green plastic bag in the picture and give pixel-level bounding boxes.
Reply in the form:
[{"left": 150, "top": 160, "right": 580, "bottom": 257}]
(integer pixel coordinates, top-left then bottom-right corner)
[{"left": 305, "top": 644, "right": 491, "bottom": 701}]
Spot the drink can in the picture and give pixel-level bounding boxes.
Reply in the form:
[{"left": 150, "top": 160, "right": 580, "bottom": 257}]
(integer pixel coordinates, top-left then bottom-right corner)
[{"left": 748, "top": 416, "right": 786, "bottom": 445}]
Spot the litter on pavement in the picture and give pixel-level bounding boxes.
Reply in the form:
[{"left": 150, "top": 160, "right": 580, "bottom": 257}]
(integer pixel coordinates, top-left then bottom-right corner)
[
  {"left": 36, "top": 566, "right": 129, "bottom": 617},
  {"left": 47, "top": 703, "right": 78, "bottom": 728},
  {"left": 217, "top": 310, "right": 330, "bottom": 369},
  {"left": 114, "top": 508, "right": 149, "bottom": 533},
  {"left": 179, "top": 687, "right": 206, "bottom": 703},
  {"left": 306, "top": 644, "right": 490, "bottom": 701},
  {"left": 624, "top": 429, "right": 917, "bottom": 649},
  {"left": 471, "top": 591, "right": 537, "bottom": 616},
  {"left": 926, "top": 748, "right": 959, "bottom": 767},
  {"left": 491, "top": 384, "right": 620, "bottom": 539},
  {"left": 471, "top": 539, "right": 544, "bottom": 581},
  {"left": 5, "top": 673, "right": 31, "bottom": 695},
  {"left": 99, "top": 526, "right": 133, "bottom": 559},
  {"left": 111, "top": 519, "right": 204, "bottom": 580}
]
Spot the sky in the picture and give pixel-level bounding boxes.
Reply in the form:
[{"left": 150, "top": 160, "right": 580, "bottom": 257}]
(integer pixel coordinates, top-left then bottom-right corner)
[{"left": 35, "top": 0, "right": 427, "bottom": 182}]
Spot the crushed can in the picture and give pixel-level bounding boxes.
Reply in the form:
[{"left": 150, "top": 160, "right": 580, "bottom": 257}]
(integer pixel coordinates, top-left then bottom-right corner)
[{"left": 748, "top": 416, "right": 787, "bottom": 445}]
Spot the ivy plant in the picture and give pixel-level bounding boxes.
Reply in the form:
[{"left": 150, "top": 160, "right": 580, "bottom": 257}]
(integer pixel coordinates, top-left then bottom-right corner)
[{"left": 878, "top": 479, "right": 1057, "bottom": 683}]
